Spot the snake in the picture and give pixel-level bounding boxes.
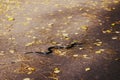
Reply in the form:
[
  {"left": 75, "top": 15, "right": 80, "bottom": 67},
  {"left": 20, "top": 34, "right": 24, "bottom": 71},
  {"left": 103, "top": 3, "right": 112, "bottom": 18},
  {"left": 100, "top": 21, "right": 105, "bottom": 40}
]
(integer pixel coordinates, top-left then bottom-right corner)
[{"left": 25, "top": 42, "right": 84, "bottom": 55}]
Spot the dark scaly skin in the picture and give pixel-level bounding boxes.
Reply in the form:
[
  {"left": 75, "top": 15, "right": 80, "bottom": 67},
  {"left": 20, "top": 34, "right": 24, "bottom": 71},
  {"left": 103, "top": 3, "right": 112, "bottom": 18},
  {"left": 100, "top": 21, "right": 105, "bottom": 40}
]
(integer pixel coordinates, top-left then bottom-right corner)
[{"left": 25, "top": 42, "right": 84, "bottom": 55}]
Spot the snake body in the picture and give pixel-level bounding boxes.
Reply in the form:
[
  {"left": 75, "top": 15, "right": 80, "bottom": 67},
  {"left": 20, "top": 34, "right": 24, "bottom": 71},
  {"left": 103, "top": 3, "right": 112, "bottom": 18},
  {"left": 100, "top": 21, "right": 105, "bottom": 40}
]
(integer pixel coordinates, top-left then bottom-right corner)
[{"left": 25, "top": 42, "right": 84, "bottom": 55}]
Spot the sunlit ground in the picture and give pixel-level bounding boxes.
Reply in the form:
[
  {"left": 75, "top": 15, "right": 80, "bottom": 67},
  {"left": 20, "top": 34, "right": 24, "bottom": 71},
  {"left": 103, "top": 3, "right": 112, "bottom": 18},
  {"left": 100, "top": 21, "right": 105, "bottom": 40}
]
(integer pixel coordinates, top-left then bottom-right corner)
[{"left": 0, "top": 0, "right": 120, "bottom": 80}]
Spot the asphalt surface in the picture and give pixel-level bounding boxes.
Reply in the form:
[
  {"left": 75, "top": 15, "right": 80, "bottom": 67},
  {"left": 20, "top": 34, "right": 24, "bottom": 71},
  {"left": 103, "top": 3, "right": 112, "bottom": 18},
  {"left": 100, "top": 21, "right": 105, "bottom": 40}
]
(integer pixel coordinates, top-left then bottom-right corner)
[{"left": 0, "top": 0, "right": 120, "bottom": 80}]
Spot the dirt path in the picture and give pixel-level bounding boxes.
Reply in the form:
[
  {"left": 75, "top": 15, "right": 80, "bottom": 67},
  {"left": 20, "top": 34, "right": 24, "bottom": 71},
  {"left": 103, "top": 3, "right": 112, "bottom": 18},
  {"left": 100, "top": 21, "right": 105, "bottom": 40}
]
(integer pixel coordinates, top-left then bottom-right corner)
[{"left": 0, "top": 0, "right": 120, "bottom": 80}]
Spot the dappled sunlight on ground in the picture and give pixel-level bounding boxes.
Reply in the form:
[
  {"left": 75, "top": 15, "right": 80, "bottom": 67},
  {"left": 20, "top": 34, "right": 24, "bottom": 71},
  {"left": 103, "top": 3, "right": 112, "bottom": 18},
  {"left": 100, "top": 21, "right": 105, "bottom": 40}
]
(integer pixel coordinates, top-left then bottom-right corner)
[{"left": 0, "top": 0, "right": 120, "bottom": 80}]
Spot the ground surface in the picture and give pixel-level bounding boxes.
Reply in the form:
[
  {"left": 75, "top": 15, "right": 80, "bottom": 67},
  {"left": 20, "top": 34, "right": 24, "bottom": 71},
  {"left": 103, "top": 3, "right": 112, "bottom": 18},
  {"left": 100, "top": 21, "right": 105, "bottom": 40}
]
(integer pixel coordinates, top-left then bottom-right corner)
[{"left": 0, "top": 0, "right": 120, "bottom": 80}]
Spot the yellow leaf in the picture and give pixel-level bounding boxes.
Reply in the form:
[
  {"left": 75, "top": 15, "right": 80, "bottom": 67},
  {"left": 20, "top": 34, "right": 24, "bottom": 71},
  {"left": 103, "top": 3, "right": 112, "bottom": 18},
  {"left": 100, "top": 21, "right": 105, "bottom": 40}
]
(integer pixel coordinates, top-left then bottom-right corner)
[
  {"left": 54, "top": 68, "right": 60, "bottom": 74},
  {"left": 94, "top": 42, "right": 102, "bottom": 46},
  {"left": 81, "top": 26, "right": 88, "bottom": 31},
  {"left": 111, "top": 23, "right": 115, "bottom": 26},
  {"left": 73, "top": 54, "right": 79, "bottom": 57},
  {"left": 85, "top": 67, "right": 91, "bottom": 71},
  {"left": 8, "top": 17, "right": 15, "bottom": 21},
  {"left": 95, "top": 49, "right": 105, "bottom": 54}
]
